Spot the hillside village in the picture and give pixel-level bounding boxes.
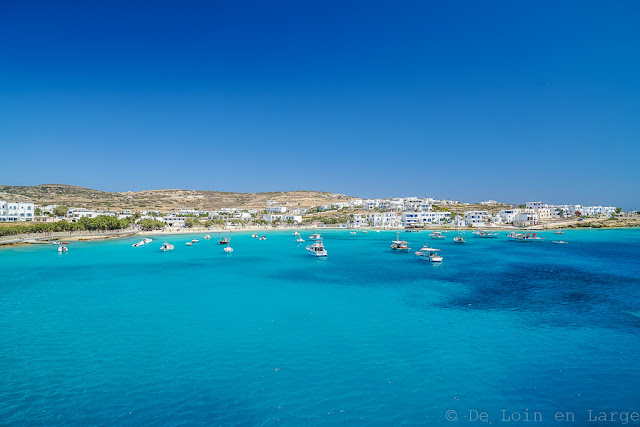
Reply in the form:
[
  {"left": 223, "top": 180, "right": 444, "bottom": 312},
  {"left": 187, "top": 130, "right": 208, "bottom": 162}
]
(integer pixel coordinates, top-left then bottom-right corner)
[{"left": 0, "top": 185, "right": 629, "bottom": 230}]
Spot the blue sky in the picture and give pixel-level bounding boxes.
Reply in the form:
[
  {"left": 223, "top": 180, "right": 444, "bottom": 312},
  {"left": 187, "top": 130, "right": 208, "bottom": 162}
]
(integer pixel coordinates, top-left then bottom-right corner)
[{"left": 1, "top": 1, "right": 638, "bottom": 208}]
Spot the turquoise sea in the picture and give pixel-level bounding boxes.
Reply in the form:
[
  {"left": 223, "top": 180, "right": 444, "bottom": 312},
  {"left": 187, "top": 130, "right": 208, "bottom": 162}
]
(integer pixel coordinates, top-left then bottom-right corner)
[{"left": 1, "top": 229, "right": 640, "bottom": 425}]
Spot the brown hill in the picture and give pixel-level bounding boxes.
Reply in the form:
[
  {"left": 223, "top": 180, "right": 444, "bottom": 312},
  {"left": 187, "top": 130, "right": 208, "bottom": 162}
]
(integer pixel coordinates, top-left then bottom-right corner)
[{"left": 0, "top": 184, "right": 351, "bottom": 211}]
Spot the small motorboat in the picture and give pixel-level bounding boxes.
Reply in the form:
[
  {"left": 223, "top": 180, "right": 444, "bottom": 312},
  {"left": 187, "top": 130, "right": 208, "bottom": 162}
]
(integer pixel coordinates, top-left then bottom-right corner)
[
  {"left": 308, "top": 233, "right": 322, "bottom": 240},
  {"left": 203, "top": 235, "right": 211, "bottom": 240},
  {"left": 142, "top": 238, "right": 152, "bottom": 244},
  {"left": 415, "top": 246, "right": 443, "bottom": 262},
  {"left": 296, "top": 237, "right": 305, "bottom": 243},
  {"left": 259, "top": 236, "right": 267, "bottom": 240},
  {"left": 362, "top": 230, "right": 368, "bottom": 234},
  {"left": 160, "top": 242, "right": 174, "bottom": 252},
  {"left": 132, "top": 241, "right": 144, "bottom": 247},
  {"left": 219, "top": 237, "right": 230, "bottom": 245},
  {"left": 473, "top": 229, "right": 499, "bottom": 238},
  {"left": 186, "top": 242, "right": 192, "bottom": 246},
  {"left": 429, "top": 231, "right": 446, "bottom": 240},
  {"left": 554, "top": 230, "right": 565, "bottom": 235},
  {"left": 350, "top": 231, "right": 357, "bottom": 235},
  {"left": 57, "top": 245, "right": 68, "bottom": 253},
  {"left": 552, "top": 240, "right": 568, "bottom": 244},
  {"left": 251, "top": 234, "right": 258, "bottom": 238},
  {"left": 376, "top": 230, "right": 380, "bottom": 233},
  {"left": 292, "top": 231, "right": 300, "bottom": 236},
  {"left": 306, "top": 240, "right": 327, "bottom": 257},
  {"left": 192, "top": 239, "right": 199, "bottom": 243},
  {"left": 224, "top": 246, "right": 233, "bottom": 253}
]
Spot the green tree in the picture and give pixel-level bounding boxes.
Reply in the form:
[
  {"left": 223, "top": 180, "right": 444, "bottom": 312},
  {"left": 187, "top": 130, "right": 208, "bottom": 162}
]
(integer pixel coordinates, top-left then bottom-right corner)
[
  {"left": 53, "top": 205, "right": 68, "bottom": 217},
  {"left": 204, "top": 220, "right": 213, "bottom": 227},
  {"left": 184, "top": 217, "right": 194, "bottom": 228}
]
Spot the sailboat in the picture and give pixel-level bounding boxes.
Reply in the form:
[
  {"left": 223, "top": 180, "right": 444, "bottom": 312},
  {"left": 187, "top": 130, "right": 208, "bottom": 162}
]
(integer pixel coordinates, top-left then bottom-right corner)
[{"left": 453, "top": 208, "right": 465, "bottom": 243}]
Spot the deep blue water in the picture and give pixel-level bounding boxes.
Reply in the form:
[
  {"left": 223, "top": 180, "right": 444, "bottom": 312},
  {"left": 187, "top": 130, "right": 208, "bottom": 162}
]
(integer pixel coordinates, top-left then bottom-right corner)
[{"left": 1, "top": 229, "right": 640, "bottom": 425}]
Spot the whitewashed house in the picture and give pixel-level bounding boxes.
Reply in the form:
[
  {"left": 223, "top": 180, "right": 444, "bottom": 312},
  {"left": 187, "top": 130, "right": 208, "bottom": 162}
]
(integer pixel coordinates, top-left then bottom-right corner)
[
  {"left": 463, "top": 211, "right": 489, "bottom": 227},
  {"left": 0, "top": 201, "right": 35, "bottom": 222}
]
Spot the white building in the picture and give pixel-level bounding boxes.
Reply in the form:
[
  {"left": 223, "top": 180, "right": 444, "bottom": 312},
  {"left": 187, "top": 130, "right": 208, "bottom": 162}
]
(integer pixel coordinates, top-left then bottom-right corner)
[
  {"left": 514, "top": 212, "right": 539, "bottom": 227},
  {"left": 401, "top": 211, "right": 452, "bottom": 227},
  {"left": 162, "top": 215, "right": 186, "bottom": 227},
  {"left": 463, "top": 210, "right": 489, "bottom": 227},
  {"left": 365, "top": 212, "right": 402, "bottom": 228},
  {"left": 0, "top": 201, "right": 36, "bottom": 222},
  {"left": 581, "top": 206, "right": 617, "bottom": 216},
  {"left": 526, "top": 201, "right": 544, "bottom": 209},
  {"left": 498, "top": 209, "right": 521, "bottom": 223},
  {"left": 266, "top": 206, "right": 287, "bottom": 214}
]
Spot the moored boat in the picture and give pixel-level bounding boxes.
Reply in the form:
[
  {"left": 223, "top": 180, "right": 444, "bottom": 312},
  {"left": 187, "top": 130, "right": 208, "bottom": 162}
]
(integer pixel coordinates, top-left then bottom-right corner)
[
  {"left": 251, "top": 234, "right": 258, "bottom": 238},
  {"left": 132, "top": 240, "right": 145, "bottom": 247},
  {"left": 142, "top": 238, "right": 152, "bottom": 244},
  {"left": 308, "top": 233, "right": 322, "bottom": 240},
  {"left": 415, "top": 246, "right": 443, "bottom": 262},
  {"left": 506, "top": 231, "right": 545, "bottom": 242},
  {"left": 473, "top": 229, "right": 499, "bottom": 238},
  {"left": 186, "top": 242, "right": 192, "bottom": 246},
  {"left": 430, "top": 231, "right": 446, "bottom": 239},
  {"left": 391, "top": 232, "right": 411, "bottom": 251},
  {"left": 224, "top": 245, "right": 233, "bottom": 253},
  {"left": 259, "top": 235, "right": 267, "bottom": 240},
  {"left": 203, "top": 235, "right": 211, "bottom": 239},
  {"left": 552, "top": 240, "right": 568, "bottom": 244},
  {"left": 192, "top": 239, "right": 199, "bottom": 243},
  {"left": 160, "top": 242, "right": 174, "bottom": 252},
  {"left": 306, "top": 240, "right": 327, "bottom": 257},
  {"left": 296, "top": 237, "right": 305, "bottom": 243},
  {"left": 57, "top": 245, "right": 68, "bottom": 253},
  {"left": 219, "top": 237, "right": 230, "bottom": 245}
]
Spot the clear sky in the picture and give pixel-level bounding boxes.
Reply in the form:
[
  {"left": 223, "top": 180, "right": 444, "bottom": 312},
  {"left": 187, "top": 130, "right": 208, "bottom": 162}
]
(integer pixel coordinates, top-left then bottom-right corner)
[{"left": 1, "top": 1, "right": 639, "bottom": 209}]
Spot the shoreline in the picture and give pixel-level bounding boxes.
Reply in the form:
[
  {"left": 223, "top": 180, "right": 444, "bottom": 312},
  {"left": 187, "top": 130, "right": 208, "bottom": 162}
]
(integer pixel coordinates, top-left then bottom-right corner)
[{"left": 2, "top": 223, "right": 640, "bottom": 249}]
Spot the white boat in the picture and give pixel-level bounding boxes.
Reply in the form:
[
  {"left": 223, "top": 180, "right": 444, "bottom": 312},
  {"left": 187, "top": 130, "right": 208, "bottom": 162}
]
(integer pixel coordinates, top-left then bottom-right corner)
[
  {"left": 554, "top": 230, "right": 565, "bottom": 235},
  {"left": 203, "top": 235, "right": 211, "bottom": 239},
  {"left": 292, "top": 231, "right": 300, "bottom": 236},
  {"left": 473, "top": 229, "right": 499, "bottom": 238},
  {"left": 506, "top": 231, "right": 545, "bottom": 242},
  {"left": 391, "top": 232, "right": 411, "bottom": 251},
  {"left": 415, "top": 246, "right": 443, "bottom": 262},
  {"left": 350, "top": 231, "right": 357, "bottom": 235},
  {"left": 552, "top": 240, "right": 568, "bottom": 244},
  {"left": 376, "top": 230, "right": 380, "bottom": 233},
  {"left": 429, "top": 231, "right": 446, "bottom": 239},
  {"left": 259, "top": 235, "right": 267, "bottom": 240},
  {"left": 224, "top": 245, "right": 233, "bottom": 253},
  {"left": 142, "top": 238, "right": 152, "bottom": 244},
  {"left": 251, "top": 234, "right": 258, "bottom": 238},
  {"left": 191, "top": 239, "right": 199, "bottom": 243},
  {"left": 306, "top": 240, "right": 327, "bottom": 257},
  {"left": 186, "top": 242, "right": 192, "bottom": 246},
  {"left": 453, "top": 208, "right": 465, "bottom": 243},
  {"left": 132, "top": 241, "right": 145, "bottom": 247},
  {"left": 296, "top": 237, "right": 305, "bottom": 243},
  {"left": 160, "top": 242, "right": 174, "bottom": 252},
  {"left": 57, "top": 245, "right": 68, "bottom": 253},
  {"left": 219, "top": 237, "right": 230, "bottom": 245},
  {"left": 362, "top": 230, "right": 368, "bottom": 234},
  {"left": 308, "top": 233, "right": 322, "bottom": 240}
]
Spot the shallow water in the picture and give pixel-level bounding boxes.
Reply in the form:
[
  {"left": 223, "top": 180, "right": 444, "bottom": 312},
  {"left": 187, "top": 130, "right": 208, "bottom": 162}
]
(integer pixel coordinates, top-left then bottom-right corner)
[{"left": 1, "top": 229, "right": 639, "bottom": 425}]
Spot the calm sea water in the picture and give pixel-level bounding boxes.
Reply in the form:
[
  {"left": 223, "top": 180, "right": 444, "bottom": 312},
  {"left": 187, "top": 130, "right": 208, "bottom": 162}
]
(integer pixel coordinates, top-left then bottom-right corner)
[{"left": 1, "top": 229, "right": 639, "bottom": 425}]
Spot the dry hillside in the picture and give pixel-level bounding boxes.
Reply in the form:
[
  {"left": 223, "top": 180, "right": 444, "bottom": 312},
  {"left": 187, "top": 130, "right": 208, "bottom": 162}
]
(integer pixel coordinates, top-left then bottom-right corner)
[{"left": 0, "top": 184, "right": 351, "bottom": 211}]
